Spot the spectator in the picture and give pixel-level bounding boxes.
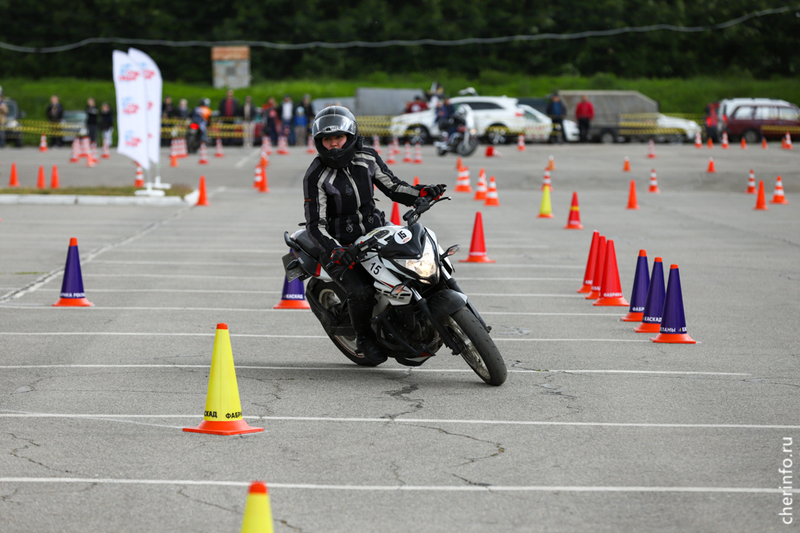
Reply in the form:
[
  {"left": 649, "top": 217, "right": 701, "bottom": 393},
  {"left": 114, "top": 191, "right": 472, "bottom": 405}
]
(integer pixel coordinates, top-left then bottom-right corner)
[
  {"left": 162, "top": 96, "right": 176, "bottom": 120},
  {"left": 100, "top": 102, "right": 114, "bottom": 150},
  {"left": 406, "top": 96, "right": 428, "bottom": 113},
  {"left": 301, "top": 94, "right": 315, "bottom": 137},
  {"left": 574, "top": 94, "right": 595, "bottom": 143},
  {"left": 241, "top": 95, "right": 258, "bottom": 148},
  {"left": 176, "top": 99, "right": 190, "bottom": 119},
  {"left": 704, "top": 104, "right": 719, "bottom": 143},
  {"left": 546, "top": 94, "right": 567, "bottom": 144},
  {"left": 294, "top": 106, "right": 308, "bottom": 147},
  {"left": 218, "top": 89, "right": 240, "bottom": 145},
  {"left": 0, "top": 86, "right": 7, "bottom": 148},
  {"left": 280, "top": 94, "right": 295, "bottom": 144},
  {"left": 262, "top": 97, "right": 279, "bottom": 145},
  {"left": 46, "top": 95, "right": 64, "bottom": 147},
  {"left": 85, "top": 98, "right": 99, "bottom": 144}
]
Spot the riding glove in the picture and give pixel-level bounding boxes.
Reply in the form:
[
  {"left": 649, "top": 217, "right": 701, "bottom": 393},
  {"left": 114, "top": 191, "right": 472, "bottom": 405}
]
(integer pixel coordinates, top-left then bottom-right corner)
[{"left": 421, "top": 184, "right": 447, "bottom": 200}]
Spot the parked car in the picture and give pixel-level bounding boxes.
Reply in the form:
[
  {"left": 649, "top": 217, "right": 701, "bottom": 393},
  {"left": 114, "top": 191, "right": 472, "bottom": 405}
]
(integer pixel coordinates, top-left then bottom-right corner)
[
  {"left": 518, "top": 104, "right": 580, "bottom": 143},
  {"left": 1, "top": 98, "right": 24, "bottom": 147},
  {"left": 719, "top": 98, "right": 800, "bottom": 143},
  {"left": 60, "top": 110, "right": 88, "bottom": 143}
]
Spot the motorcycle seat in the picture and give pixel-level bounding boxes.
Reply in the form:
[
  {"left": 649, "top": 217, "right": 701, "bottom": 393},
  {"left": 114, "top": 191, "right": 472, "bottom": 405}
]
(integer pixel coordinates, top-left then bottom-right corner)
[{"left": 293, "top": 229, "right": 322, "bottom": 260}]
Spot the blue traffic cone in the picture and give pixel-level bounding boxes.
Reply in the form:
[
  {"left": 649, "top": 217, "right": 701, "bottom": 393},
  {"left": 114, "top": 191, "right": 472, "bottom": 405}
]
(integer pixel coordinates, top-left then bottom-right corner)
[
  {"left": 651, "top": 264, "right": 696, "bottom": 344},
  {"left": 53, "top": 238, "right": 93, "bottom": 307},
  {"left": 634, "top": 257, "right": 663, "bottom": 333},
  {"left": 621, "top": 250, "right": 649, "bottom": 322},
  {"left": 274, "top": 275, "right": 311, "bottom": 309}
]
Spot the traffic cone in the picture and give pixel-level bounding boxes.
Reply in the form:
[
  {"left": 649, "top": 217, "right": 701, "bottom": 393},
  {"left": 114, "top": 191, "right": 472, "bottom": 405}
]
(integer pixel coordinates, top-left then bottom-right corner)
[
  {"left": 754, "top": 180, "right": 769, "bottom": 210},
  {"left": 196, "top": 175, "right": 209, "bottom": 206},
  {"left": 459, "top": 212, "right": 495, "bottom": 263},
  {"left": 542, "top": 169, "right": 552, "bottom": 191},
  {"left": 455, "top": 166, "right": 472, "bottom": 192},
  {"left": 547, "top": 155, "right": 555, "bottom": 171},
  {"left": 372, "top": 134, "right": 382, "bottom": 154},
  {"left": 8, "top": 162, "right": 19, "bottom": 187},
  {"left": 585, "top": 235, "right": 606, "bottom": 300},
  {"left": 261, "top": 136, "right": 272, "bottom": 156},
  {"left": 646, "top": 139, "right": 656, "bottom": 159},
  {"left": 85, "top": 140, "right": 96, "bottom": 168},
  {"left": 391, "top": 202, "right": 401, "bottom": 225},
  {"left": 648, "top": 169, "right": 660, "bottom": 193},
  {"left": 537, "top": 186, "right": 553, "bottom": 218},
  {"left": 403, "top": 142, "right": 412, "bottom": 162},
  {"left": 593, "top": 240, "right": 629, "bottom": 307},
  {"left": 413, "top": 142, "right": 423, "bottom": 164},
  {"left": 52, "top": 238, "right": 94, "bottom": 307},
  {"left": 721, "top": 132, "right": 729, "bottom": 149},
  {"left": 386, "top": 146, "right": 396, "bottom": 164},
  {"left": 184, "top": 323, "right": 264, "bottom": 435},
  {"left": 253, "top": 165, "right": 262, "bottom": 189},
  {"left": 307, "top": 135, "right": 316, "bottom": 154},
  {"left": 240, "top": 481, "right": 274, "bottom": 533},
  {"left": 274, "top": 276, "right": 311, "bottom": 309},
  {"left": 413, "top": 176, "right": 420, "bottom": 186},
  {"left": 51, "top": 165, "right": 60, "bottom": 189},
  {"left": 627, "top": 180, "right": 639, "bottom": 210},
  {"left": 707, "top": 138, "right": 713, "bottom": 149},
  {"left": 69, "top": 139, "right": 80, "bottom": 162},
  {"left": 621, "top": 250, "right": 649, "bottom": 321},
  {"left": 134, "top": 165, "right": 145, "bottom": 187},
  {"left": 577, "top": 231, "right": 600, "bottom": 293},
  {"left": 101, "top": 137, "right": 110, "bottom": 158},
  {"left": 90, "top": 142, "right": 98, "bottom": 164},
  {"left": 198, "top": 142, "right": 209, "bottom": 164},
  {"left": 258, "top": 168, "right": 269, "bottom": 193},
  {"left": 37, "top": 165, "right": 46, "bottom": 189},
  {"left": 517, "top": 134, "right": 525, "bottom": 151},
  {"left": 651, "top": 264, "right": 696, "bottom": 344},
  {"left": 455, "top": 157, "right": 463, "bottom": 170},
  {"left": 770, "top": 176, "right": 789, "bottom": 204},
  {"left": 170, "top": 153, "right": 178, "bottom": 167},
  {"left": 484, "top": 176, "right": 500, "bottom": 206},
  {"left": 784, "top": 132, "right": 793, "bottom": 150},
  {"left": 706, "top": 157, "right": 716, "bottom": 173},
  {"left": 564, "top": 191, "right": 584, "bottom": 229},
  {"left": 741, "top": 137, "right": 747, "bottom": 149},
  {"left": 623, "top": 156, "right": 631, "bottom": 172},
  {"left": 634, "top": 257, "right": 664, "bottom": 333},
  {"left": 473, "top": 168, "right": 488, "bottom": 200},
  {"left": 694, "top": 132, "right": 702, "bottom": 148},
  {"left": 746, "top": 170, "right": 756, "bottom": 194},
  {"left": 762, "top": 137, "right": 768, "bottom": 149},
  {"left": 39, "top": 134, "right": 48, "bottom": 152},
  {"left": 485, "top": 145, "right": 497, "bottom": 157},
  {"left": 215, "top": 137, "right": 225, "bottom": 158},
  {"left": 277, "top": 136, "right": 289, "bottom": 155}
]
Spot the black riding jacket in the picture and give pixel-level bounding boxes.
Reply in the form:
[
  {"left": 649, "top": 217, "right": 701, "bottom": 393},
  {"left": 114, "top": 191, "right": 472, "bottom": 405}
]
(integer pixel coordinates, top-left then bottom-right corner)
[{"left": 303, "top": 145, "right": 421, "bottom": 258}]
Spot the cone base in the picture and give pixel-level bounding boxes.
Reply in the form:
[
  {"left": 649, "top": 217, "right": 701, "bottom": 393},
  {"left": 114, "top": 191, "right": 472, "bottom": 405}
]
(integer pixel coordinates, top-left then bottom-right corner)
[
  {"left": 594, "top": 297, "right": 630, "bottom": 307},
  {"left": 459, "top": 255, "right": 496, "bottom": 263},
  {"left": 576, "top": 283, "right": 592, "bottom": 294},
  {"left": 565, "top": 223, "right": 584, "bottom": 230},
  {"left": 648, "top": 188, "right": 660, "bottom": 193},
  {"left": 620, "top": 311, "right": 644, "bottom": 322},
  {"left": 585, "top": 290, "right": 600, "bottom": 300},
  {"left": 455, "top": 186, "right": 472, "bottom": 192},
  {"left": 754, "top": 205, "right": 769, "bottom": 211},
  {"left": 770, "top": 198, "right": 789, "bottom": 205},
  {"left": 746, "top": 188, "right": 756, "bottom": 194},
  {"left": 274, "top": 299, "right": 311, "bottom": 310},
  {"left": 538, "top": 213, "right": 554, "bottom": 218},
  {"left": 484, "top": 200, "right": 500, "bottom": 206},
  {"left": 473, "top": 193, "right": 487, "bottom": 200},
  {"left": 53, "top": 297, "right": 94, "bottom": 307},
  {"left": 627, "top": 205, "right": 640, "bottom": 210},
  {"left": 651, "top": 332, "right": 696, "bottom": 344},
  {"left": 183, "top": 419, "right": 264, "bottom": 436},
  {"left": 635, "top": 322, "right": 661, "bottom": 333}
]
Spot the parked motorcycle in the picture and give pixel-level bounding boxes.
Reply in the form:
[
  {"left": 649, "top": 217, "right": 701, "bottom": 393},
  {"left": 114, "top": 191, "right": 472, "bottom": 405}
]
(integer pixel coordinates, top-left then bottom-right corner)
[
  {"left": 434, "top": 124, "right": 479, "bottom": 157},
  {"left": 281, "top": 196, "right": 507, "bottom": 386}
]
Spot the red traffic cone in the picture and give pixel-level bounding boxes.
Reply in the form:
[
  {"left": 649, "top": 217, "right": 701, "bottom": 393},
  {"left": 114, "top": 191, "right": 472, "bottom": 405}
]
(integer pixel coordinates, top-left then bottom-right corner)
[
  {"left": 694, "top": 132, "right": 702, "bottom": 148},
  {"left": 706, "top": 157, "right": 716, "bottom": 173},
  {"left": 51, "top": 165, "right": 60, "bottom": 189},
  {"left": 754, "top": 180, "right": 769, "bottom": 211},
  {"left": 37, "top": 165, "right": 46, "bottom": 189},
  {"left": 627, "top": 180, "right": 639, "bottom": 210},
  {"left": 484, "top": 176, "right": 500, "bottom": 206},
  {"left": 413, "top": 142, "right": 423, "bottom": 163},
  {"left": 542, "top": 169, "right": 552, "bottom": 191},
  {"left": 485, "top": 145, "right": 496, "bottom": 157},
  {"left": 170, "top": 153, "right": 179, "bottom": 168},
  {"left": 459, "top": 212, "right": 495, "bottom": 263},
  {"left": 594, "top": 240, "right": 629, "bottom": 307},
  {"left": 577, "top": 231, "right": 600, "bottom": 293},
  {"left": 39, "top": 134, "right": 48, "bottom": 152},
  {"left": 651, "top": 264, "right": 696, "bottom": 343},
  {"left": 745, "top": 170, "right": 756, "bottom": 194},
  {"left": 8, "top": 162, "right": 19, "bottom": 187},
  {"left": 455, "top": 166, "right": 472, "bottom": 192},
  {"left": 783, "top": 132, "right": 793, "bottom": 150},
  {"left": 770, "top": 175, "right": 789, "bottom": 204},
  {"left": 646, "top": 139, "right": 656, "bottom": 159},
  {"left": 707, "top": 138, "right": 713, "bottom": 149},
  {"left": 564, "top": 192, "right": 583, "bottom": 229},
  {"left": 52, "top": 238, "right": 94, "bottom": 307},
  {"left": 721, "top": 132, "right": 729, "bottom": 149},
  {"left": 547, "top": 155, "right": 555, "bottom": 171},
  {"left": 215, "top": 137, "right": 225, "bottom": 158},
  {"left": 198, "top": 142, "right": 209, "bottom": 164},
  {"left": 623, "top": 156, "right": 631, "bottom": 172},
  {"left": 762, "top": 137, "right": 768, "bottom": 149},
  {"left": 741, "top": 137, "right": 747, "bottom": 150},
  {"left": 413, "top": 176, "right": 420, "bottom": 186},
  {"left": 69, "top": 138, "right": 80, "bottom": 162},
  {"left": 473, "top": 169, "right": 488, "bottom": 200},
  {"left": 517, "top": 134, "right": 526, "bottom": 151},
  {"left": 196, "top": 175, "right": 210, "bottom": 206},
  {"left": 648, "top": 169, "right": 660, "bottom": 193},
  {"left": 240, "top": 481, "right": 275, "bottom": 532},
  {"left": 134, "top": 164, "right": 145, "bottom": 187},
  {"left": 455, "top": 157, "right": 462, "bottom": 170},
  {"left": 635, "top": 257, "right": 665, "bottom": 333},
  {"left": 621, "top": 250, "right": 649, "bottom": 321},
  {"left": 259, "top": 168, "right": 270, "bottom": 193},
  {"left": 585, "top": 235, "right": 606, "bottom": 300},
  {"left": 391, "top": 202, "right": 401, "bottom": 225},
  {"left": 253, "top": 165, "right": 262, "bottom": 188},
  {"left": 274, "top": 276, "right": 311, "bottom": 309}
]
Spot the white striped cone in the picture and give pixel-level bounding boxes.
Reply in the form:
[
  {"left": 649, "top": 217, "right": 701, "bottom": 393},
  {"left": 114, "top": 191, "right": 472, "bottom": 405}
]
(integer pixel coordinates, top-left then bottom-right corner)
[
  {"left": 694, "top": 132, "right": 702, "bottom": 148},
  {"left": 253, "top": 165, "right": 263, "bottom": 188},
  {"left": 199, "top": 142, "right": 209, "bottom": 164},
  {"left": 413, "top": 142, "right": 423, "bottom": 164},
  {"left": 649, "top": 169, "right": 660, "bottom": 193},
  {"left": 484, "top": 175, "right": 500, "bottom": 206},
  {"left": 69, "top": 138, "right": 80, "bottom": 162},
  {"left": 277, "top": 136, "right": 289, "bottom": 155},
  {"left": 517, "top": 134, "right": 525, "bottom": 151},
  {"left": 215, "top": 137, "right": 225, "bottom": 158},
  {"left": 746, "top": 170, "right": 756, "bottom": 194},
  {"left": 372, "top": 135, "right": 381, "bottom": 154},
  {"left": 721, "top": 132, "right": 729, "bottom": 149},
  {"left": 455, "top": 167, "right": 471, "bottom": 192},
  {"left": 474, "top": 169, "right": 488, "bottom": 200},
  {"left": 307, "top": 135, "right": 315, "bottom": 154},
  {"left": 647, "top": 139, "right": 656, "bottom": 158},
  {"left": 403, "top": 142, "right": 412, "bottom": 162},
  {"left": 542, "top": 169, "right": 552, "bottom": 190},
  {"left": 102, "top": 137, "right": 111, "bottom": 158}
]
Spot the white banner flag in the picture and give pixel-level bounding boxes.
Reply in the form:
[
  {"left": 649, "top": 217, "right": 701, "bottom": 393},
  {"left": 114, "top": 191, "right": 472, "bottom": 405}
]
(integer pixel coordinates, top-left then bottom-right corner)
[
  {"left": 127, "top": 48, "right": 162, "bottom": 166},
  {"left": 112, "top": 50, "right": 148, "bottom": 170}
]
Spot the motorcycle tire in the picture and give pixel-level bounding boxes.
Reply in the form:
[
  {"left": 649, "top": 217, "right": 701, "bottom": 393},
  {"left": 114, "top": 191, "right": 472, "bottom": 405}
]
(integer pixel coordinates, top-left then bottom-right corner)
[
  {"left": 445, "top": 307, "right": 507, "bottom": 385},
  {"left": 436, "top": 147, "right": 448, "bottom": 156},
  {"left": 457, "top": 137, "right": 479, "bottom": 157},
  {"left": 308, "top": 280, "right": 384, "bottom": 367}
]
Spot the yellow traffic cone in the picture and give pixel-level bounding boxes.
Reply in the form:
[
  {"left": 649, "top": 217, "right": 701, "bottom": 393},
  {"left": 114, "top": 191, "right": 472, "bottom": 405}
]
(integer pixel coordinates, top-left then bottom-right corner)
[
  {"left": 184, "top": 323, "right": 264, "bottom": 436},
  {"left": 240, "top": 481, "right": 274, "bottom": 533},
  {"left": 537, "top": 184, "right": 553, "bottom": 218}
]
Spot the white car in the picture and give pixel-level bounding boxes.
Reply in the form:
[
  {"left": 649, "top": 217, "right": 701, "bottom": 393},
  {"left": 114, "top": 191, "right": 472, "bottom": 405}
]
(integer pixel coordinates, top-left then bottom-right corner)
[
  {"left": 391, "top": 95, "right": 573, "bottom": 144},
  {"left": 518, "top": 104, "right": 579, "bottom": 143},
  {"left": 654, "top": 114, "right": 702, "bottom": 142}
]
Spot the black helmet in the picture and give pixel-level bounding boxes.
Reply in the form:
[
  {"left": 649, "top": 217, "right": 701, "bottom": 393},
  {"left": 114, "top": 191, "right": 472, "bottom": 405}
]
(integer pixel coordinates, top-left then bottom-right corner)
[{"left": 312, "top": 105, "right": 361, "bottom": 169}]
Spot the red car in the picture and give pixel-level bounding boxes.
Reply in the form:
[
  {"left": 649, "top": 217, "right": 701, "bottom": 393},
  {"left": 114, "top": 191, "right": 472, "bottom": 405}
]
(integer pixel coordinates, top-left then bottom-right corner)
[{"left": 721, "top": 98, "right": 800, "bottom": 143}]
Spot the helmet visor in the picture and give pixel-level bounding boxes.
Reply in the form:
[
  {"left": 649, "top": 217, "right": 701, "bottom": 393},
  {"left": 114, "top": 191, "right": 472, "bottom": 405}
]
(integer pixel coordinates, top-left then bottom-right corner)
[{"left": 313, "top": 114, "right": 357, "bottom": 139}]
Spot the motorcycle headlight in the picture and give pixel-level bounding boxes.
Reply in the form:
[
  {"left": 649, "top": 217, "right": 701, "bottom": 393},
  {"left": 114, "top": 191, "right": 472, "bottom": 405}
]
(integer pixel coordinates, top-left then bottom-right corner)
[{"left": 402, "top": 240, "right": 438, "bottom": 283}]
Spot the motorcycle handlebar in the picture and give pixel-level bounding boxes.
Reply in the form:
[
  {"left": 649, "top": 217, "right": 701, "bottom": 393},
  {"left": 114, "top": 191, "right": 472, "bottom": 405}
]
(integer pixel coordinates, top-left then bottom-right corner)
[{"left": 403, "top": 196, "right": 450, "bottom": 225}]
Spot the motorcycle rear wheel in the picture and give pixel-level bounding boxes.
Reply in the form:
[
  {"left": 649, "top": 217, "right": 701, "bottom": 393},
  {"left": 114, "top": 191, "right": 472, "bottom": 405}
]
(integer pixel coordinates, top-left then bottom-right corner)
[{"left": 445, "top": 308, "right": 507, "bottom": 385}]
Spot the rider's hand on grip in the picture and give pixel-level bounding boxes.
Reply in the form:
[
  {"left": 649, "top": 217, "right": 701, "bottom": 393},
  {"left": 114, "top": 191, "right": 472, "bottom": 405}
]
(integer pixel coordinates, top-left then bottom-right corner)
[
  {"left": 421, "top": 184, "right": 447, "bottom": 200},
  {"left": 329, "top": 247, "right": 356, "bottom": 269}
]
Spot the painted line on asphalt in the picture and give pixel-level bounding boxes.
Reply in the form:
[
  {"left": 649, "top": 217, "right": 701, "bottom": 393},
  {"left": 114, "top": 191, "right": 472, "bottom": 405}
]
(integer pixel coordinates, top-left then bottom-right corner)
[
  {"left": 234, "top": 148, "right": 263, "bottom": 169},
  {"left": 0, "top": 477, "right": 794, "bottom": 494}
]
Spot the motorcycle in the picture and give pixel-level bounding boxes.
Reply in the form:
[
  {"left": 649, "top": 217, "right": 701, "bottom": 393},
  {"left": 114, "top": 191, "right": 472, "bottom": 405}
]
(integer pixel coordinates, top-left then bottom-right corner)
[
  {"left": 281, "top": 196, "right": 507, "bottom": 386},
  {"left": 185, "top": 120, "right": 203, "bottom": 154},
  {"left": 434, "top": 124, "right": 479, "bottom": 157}
]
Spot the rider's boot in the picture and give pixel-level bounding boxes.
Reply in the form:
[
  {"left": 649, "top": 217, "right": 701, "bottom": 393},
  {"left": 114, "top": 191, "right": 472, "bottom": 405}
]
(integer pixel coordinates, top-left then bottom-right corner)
[{"left": 348, "top": 294, "right": 387, "bottom": 364}]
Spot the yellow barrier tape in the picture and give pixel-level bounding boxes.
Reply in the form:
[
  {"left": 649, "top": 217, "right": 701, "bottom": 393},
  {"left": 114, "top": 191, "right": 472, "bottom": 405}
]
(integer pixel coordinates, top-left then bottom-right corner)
[{"left": 761, "top": 125, "right": 800, "bottom": 135}]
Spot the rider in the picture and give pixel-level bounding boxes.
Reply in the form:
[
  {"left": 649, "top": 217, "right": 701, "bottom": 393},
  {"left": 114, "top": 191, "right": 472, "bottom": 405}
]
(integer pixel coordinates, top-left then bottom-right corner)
[
  {"left": 446, "top": 104, "right": 474, "bottom": 145},
  {"left": 190, "top": 98, "right": 212, "bottom": 144},
  {"left": 303, "top": 105, "right": 446, "bottom": 364}
]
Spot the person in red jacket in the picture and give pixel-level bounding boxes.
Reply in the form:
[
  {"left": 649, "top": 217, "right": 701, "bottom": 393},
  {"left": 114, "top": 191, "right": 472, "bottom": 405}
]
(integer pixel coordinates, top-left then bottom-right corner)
[{"left": 575, "top": 94, "right": 595, "bottom": 143}]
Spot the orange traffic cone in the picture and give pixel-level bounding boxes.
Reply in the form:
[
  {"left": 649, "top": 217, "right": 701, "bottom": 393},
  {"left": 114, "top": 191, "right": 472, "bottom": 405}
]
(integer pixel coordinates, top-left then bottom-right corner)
[
  {"left": 277, "top": 135, "right": 290, "bottom": 155},
  {"left": 473, "top": 169, "right": 488, "bottom": 200},
  {"left": 372, "top": 134, "right": 382, "bottom": 154},
  {"left": 455, "top": 157, "right": 463, "bottom": 170},
  {"left": 307, "top": 135, "right": 316, "bottom": 154},
  {"left": 745, "top": 170, "right": 756, "bottom": 194},
  {"left": 547, "top": 155, "right": 555, "bottom": 171},
  {"left": 52, "top": 238, "right": 94, "bottom": 307},
  {"left": 37, "top": 165, "right": 46, "bottom": 189},
  {"left": 455, "top": 166, "right": 472, "bottom": 192},
  {"left": 215, "top": 137, "right": 225, "bottom": 158},
  {"left": 770, "top": 176, "right": 789, "bottom": 204},
  {"left": 564, "top": 192, "right": 583, "bottom": 229},
  {"left": 707, "top": 138, "right": 713, "bottom": 149},
  {"left": 69, "top": 138, "right": 80, "bottom": 162},
  {"left": 694, "top": 132, "right": 702, "bottom": 148},
  {"left": 403, "top": 142, "right": 412, "bottom": 162},
  {"left": 240, "top": 481, "right": 275, "bottom": 532},
  {"left": 196, "top": 175, "right": 210, "bottom": 206},
  {"left": 706, "top": 157, "right": 716, "bottom": 173},
  {"left": 754, "top": 180, "right": 768, "bottom": 211},
  {"left": 517, "top": 134, "right": 525, "bottom": 151},
  {"left": 650, "top": 264, "right": 696, "bottom": 344},
  {"left": 577, "top": 231, "right": 600, "bottom": 293},
  {"left": 170, "top": 151, "right": 179, "bottom": 167},
  {"left": 198, "top": 142, "right": 209, "bottom": 164},
  {"left": 51, "top": 165, "right": 60, "bottom": 189},
  {"left": 484, "top": 176, "right": 500, "bottom": 206},
  {"left": 101, "top": 137, "right": 111, "bottom": 159},
  {"left": 721, "top": 132, "right": 729, "bottom": 149},
  {"left": 39, "top": 134, "right": 48, "bottom": 152},
  {"left": 646, "top": 139, "right": 656, "bottom": 159},
  {"left": 253, "top": 165, "right": 262, "bottom": 188},
  {"left": 183, "top": 323, "right": 264, "bottom": 435},
  {"left": 413, "top": 142, "right": 423, "bottom": 164},
  {"left": 259, "top": 168, "right": 270, "bottom": 193},
  {"left": 762, "top": 137, "right": 768, "bottom": 149},
  {"left": 260, "top": 153, "right": 269, "bottom": 170},
  {"left": 648, "top": 169, "right": 660, "bottom": 193},
  {"left": 391, "top": 202, "right": 401, "bottom": 225},
  {"left": 413, "top": 176, "right": 420, "bottom": 186},
  {"left": 274, "top": 276, "right": 311, "bottom": 309},
  {"left": 485, "top": 145, "right": 497, "bottom": 157},
  {"left": 134, "top": 164, "right": 145, "bottom": 187},
  {"left": 741, "top": 137, "right": 747, "bottom": 149},
  {"left": 594, "top": 240, "right": 629, "bottom": 307},
  {"left": 8, "top": 162, "right": 19, "bottom": 187},
  {"left": 623, "top": 156, "right": 631, "bottom": 172},
  {"left": 585, "top": 235, "right": 606, "bottom": 300},
  {"left": 783, "top": 133, "right": 793, "bottom": 150},
  {"left": 459, "top": 212, "right": 495, "bottom": 263},
  {"left": 627, "top": 180, "right": 639, "bottom": 210},
  {"left": 386, "top": 146, "right": 396, "bottom": 164},
  {"left": 85, "top": 140, "right": 96, "bottom": 168},
  {"left": 542, "top": 169, "right": 552, "bottom": 191}
]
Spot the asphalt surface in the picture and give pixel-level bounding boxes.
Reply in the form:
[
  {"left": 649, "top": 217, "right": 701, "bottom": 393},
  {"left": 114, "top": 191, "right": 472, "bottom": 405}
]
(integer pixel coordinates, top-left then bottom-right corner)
[{"left": 0, "top": 139, "right": 799, "bottom": 532}]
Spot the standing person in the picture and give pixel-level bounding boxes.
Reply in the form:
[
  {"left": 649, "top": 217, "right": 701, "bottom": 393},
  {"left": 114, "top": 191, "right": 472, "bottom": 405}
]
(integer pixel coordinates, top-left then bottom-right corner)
[
  {"left": 218, "top": 89, "right": 240, "bottom": 145},
  {"left": 302, "top": 105, "right": 446, "bottom": 363},
  {"left": 294, "top": 106, "right": 308, "bottom": 147},
  {"left": 241, "top": 95, "right": 258, "bottom": 148},
  {"left": 162, "top": 96, "right": 175, "bottom": 119},
  {"left": 280, "top": 94, "right": 295, "bottom": 145},
  {"left": 176, "top": 98, "right": 190, "bottom": 119},
  {"left": 0, "top": 87, "right": 8, "bottom": 148},
  {"left": 575, "top": 94, "right": 595, "bottom": 143},
  {"left": 546, "top": 94, "right": 567, "bottom": 144},
  {"left": 301, "top": 94, "right": 315, "bottom": 137},
  {"left": 46, "top": 94, "right": 64, "bottom": 147},
  {"left": 262, "top": 97, "right": 279, "bottom": 146},
  {"left": 85, "top": 98, "right": 99, "bottom": 144},
  {"left": 100, "top": 102, "right": 114, "bottom": 150}
]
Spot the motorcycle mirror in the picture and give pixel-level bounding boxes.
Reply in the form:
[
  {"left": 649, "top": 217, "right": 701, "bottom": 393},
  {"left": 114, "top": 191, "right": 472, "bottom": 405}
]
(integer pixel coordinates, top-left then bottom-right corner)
[{"left": 442, "top": 244, "right": 460, "bottom": 258}]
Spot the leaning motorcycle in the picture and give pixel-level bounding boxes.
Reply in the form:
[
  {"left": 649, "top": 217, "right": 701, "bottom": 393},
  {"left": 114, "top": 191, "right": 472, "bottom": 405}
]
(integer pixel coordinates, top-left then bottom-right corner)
[
  {"left": 434, "top": 124, "right": 479, "bottom": 157},
  {"left": 281, "top": 197, "right": 507, "bottom": 386}
]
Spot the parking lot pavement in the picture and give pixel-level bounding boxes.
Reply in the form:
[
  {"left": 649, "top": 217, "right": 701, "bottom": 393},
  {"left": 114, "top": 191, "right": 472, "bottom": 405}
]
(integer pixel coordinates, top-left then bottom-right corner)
[{"left": 0, "top": 141, "right": 799, "bottom": 532}]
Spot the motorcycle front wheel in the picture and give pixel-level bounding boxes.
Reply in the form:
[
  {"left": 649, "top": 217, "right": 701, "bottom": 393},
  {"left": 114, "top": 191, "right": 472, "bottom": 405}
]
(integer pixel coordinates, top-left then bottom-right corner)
[
  {"left": 445, "top": 307, "right": 507, "bottom": 385},
  {"left": 457, "top": 137, "right": 479, "bottom": 156}
]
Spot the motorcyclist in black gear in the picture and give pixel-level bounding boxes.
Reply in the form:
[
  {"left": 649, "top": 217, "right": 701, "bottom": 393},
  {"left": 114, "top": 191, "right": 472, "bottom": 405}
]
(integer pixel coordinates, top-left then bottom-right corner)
[{"left": 303, "top": 106, "right": 446, "bottom": 364}]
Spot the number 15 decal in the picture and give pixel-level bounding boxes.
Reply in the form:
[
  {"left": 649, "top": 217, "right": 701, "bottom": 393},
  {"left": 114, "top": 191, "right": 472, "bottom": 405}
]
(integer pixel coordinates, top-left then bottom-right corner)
[{"left": 371, "top": 263, "right": 382, "bottom": 275}]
